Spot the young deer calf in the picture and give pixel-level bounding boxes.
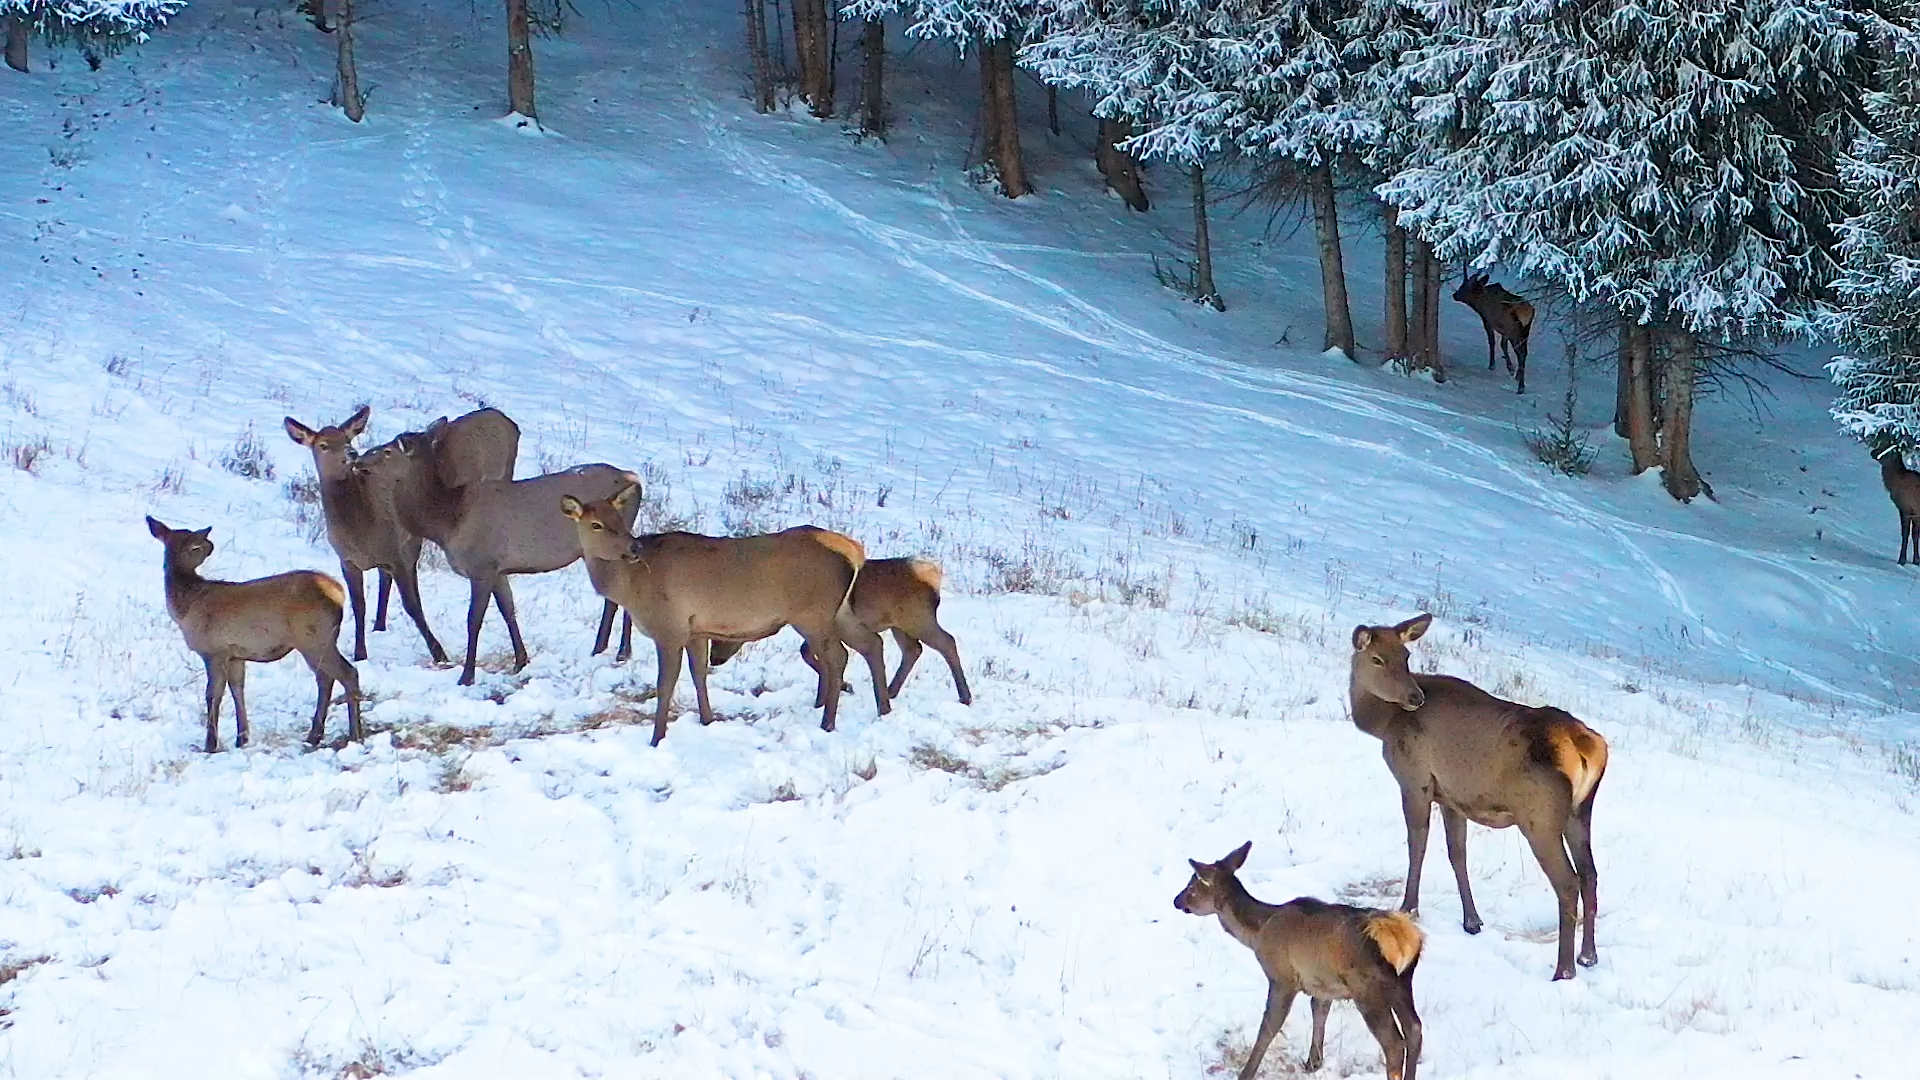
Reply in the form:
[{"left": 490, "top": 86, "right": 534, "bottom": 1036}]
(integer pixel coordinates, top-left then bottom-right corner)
[
  {"left": 709, "top": 556, "right": 972, "bottom": 707},
  {"left": 562, "top": 484, "right": 871, "bottom": 745},
  {"left": 1452, "top": 273, "right": 1534, "bottom": 393},
  {"left": 1177, "top": 842, "right": 1423, "bottom": 1080},
  {"left": 1350, "top": 614, "right": 1607, "bottom": 980},
  {"left": 147, "top": 517, "right": 363, "bottom": 752},
  {"left": 1878, "top": 446, "right": 1920, "bottom": 565}
]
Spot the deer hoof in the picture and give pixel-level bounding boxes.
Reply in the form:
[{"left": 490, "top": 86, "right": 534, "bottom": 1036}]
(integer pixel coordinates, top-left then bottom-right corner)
[
  {"left": 1463, "top": 917, "right": 1483, "bottom": 935},
  {"left": 1578, "top": 950, "right": 1598, "bottom": 967},
  {"left": 1552, "top": 966, "right": 1575, "bottom": 982}
]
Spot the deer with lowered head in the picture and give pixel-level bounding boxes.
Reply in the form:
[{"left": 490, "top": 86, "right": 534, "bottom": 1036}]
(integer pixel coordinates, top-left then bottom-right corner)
[
  {"left": 1878, "top": 445, "right": 1920, "bottom": 565},
  {"left": 1176, "top": 842, "right": 1424, "bottom": 1080},
  {"left": 706, "top": 555, "right": 972, "bottom": 707},
  {"left": 353, "top": 431, "right": 638, "bottom": 685},
  {"left": 147, "top": 517, "right": 363, "bottom": 752},
  {"left": 1452, "top": 273, "right": 1534, "bottom": 393},
  {"left": 1350, "top": 614, "right": 1607, "bottom": 980},
  {"left": 561, "top": 483, "right": 877, "bottom": 745},
  {"left": 285, "top": 406, "right": 519, "bottom": 664}
]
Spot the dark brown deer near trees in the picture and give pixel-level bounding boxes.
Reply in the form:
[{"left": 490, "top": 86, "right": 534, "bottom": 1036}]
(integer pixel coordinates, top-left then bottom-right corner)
[
  {"left": 709, "top": 556, "right": 971, "bottom": 706},
  {"left": 1176, "top": 842, "right": 1424, "bottom": 1080},
  {"left": 1878, "top": 446, "right": 1920, "bottom": 565},
  {"left": 147, "top": 518, "right": 364, "bottom": 752},
  {"left": 1350, "top": 614, "right": 1607, "bottom": 981},
  {"left": 355, "top": 434, "right": 637, "bottom": 685},
  {"left": 562, "top": 485, "right": 872, "bottom": 746},
  {"left": 1452, "top": 273, "right": 1535, "bottom": 393}
]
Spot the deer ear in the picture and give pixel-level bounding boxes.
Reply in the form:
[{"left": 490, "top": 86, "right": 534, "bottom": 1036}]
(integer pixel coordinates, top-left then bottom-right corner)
[
  {"left": 1188, "top": 859, "right": 1207, "bottom": 875},
  {"left": 146, "top": 516, "right": 171, "bottom": 540},
  {"left": 1352, "top": 625, "right": 1374, "bottom": 651},
  {"left": 1221, "top": 841, "right": 1252, "bottom": 872},
  {"left": 343, "top": 405, "right": 370, "bottom": 438},
  {"left": 610, "top": 482, "right": 640, "bottom": 511},
  {"left": 1397, "top": 613, "right": 1433, "bottom": 643},
  {"left": 560, "top": 495, "right": 586, "bottom": 520},
  {"left": 193, "top": 527, "right": 212, "bottom": 540},
  {"left": 284, "top": 417, "right": 315, "bottom": 446}
]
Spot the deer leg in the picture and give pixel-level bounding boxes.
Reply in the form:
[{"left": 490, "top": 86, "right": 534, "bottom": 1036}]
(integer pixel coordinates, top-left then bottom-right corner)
[
  {"left": 1305, "top": 996, "right": 1331, "bottom": 1071},
  {"left": 885, "top": 628, "right": 922, "bottom": 700},
  {"left": 1355, "top": 997, "right": 1409, "bottom": 1080},
  {"left": 1390, "top": 975, "right": 1423, "bottom": 1080},
  {"left": 225, "top": 659, "right": 249, "bottom": 749},
  {"left": 373, "top": 566, "right": 393, "bottom": 632},
  {"left": 921, "top": 624, "right": 972, "bottom": 706},
  {"left": 1521, "top": 817, "right": 1582, "bottom": 981},
  {"left": 301, "top": 643, "right": 361, "bottom": 744},
  {"left": 592, "top": 599, "right": 617, "bottom": 656},
  {"left": 1484, "top": 326, "right": 1497, "bottom": 370},
  {"left": 490, "top": 577, "right": 529, "bottom": 672},
  {"left": 342, "top": 560, "right": 369, "bottom": 662},
  {"left": 650, "top": 640, "right": 683, "bottom": 746},
  {"left": 1399, "top": 787, "right": 1434, "bottom": 915},
  {"left": 459, "top": 576, "right": 489, "bottom": 685},
  {"left": 308, "top": 665, "right": 335, "bottom": 747},
  {"left": 1565, "top": 799, "right": 1600, "bottom": 968},
  {"left": 392, "top": 558, "right": 448, "bottom": 664},
  {"left": 616, "top": 612, "right": 633, "bottom": 663},
  {"left": 814, "top": 632, "right": 849, "bottom": 733},
  {"left": 840, "top": 615, "right": 891, "bottom": 716},
  {"left": 688, "top": 638, "right": 716, "bottom": 724},
  {"left": 1514, "top": 339, "right": 1530, "bottom": 394},
  {"left": 1238, "top": 979, "right": 1296, "bottom": 1080},
  {"left": 1441, "top": 805, "right": 1482, "bottom": 934},
  {"left": 797, "top": 639, "right": 828, "bottom": 707},
  {"left": 202, "top": 655, "right": 228, "bottom": 753}
]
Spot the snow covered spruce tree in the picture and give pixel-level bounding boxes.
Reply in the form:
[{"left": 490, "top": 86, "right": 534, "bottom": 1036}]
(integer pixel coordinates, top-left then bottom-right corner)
[
  {"left": 1830, "top": 40, "right": 1920, "bottom": 462},
  {"left": 2, "top": 0, "right": 183, "bottom": 73},
  {"left": 1384, "top": 0, "right": 1904, "bottom": 501},
  {"left": 1026, "top": 0, "right": 1375, "bottom": 354},
  {"left": 847, "top": 0, "right": 1035, "bottom": 196}
]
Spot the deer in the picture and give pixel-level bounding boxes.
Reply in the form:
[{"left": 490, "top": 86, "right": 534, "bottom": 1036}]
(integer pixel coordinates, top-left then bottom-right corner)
[
  {"left": 285, "top": 406, "right": 517, "bottom": 664},
  {"left": 1176, "top": 842, "right": 1424, "bottom": 1080},
  {"left": 560, "top": 484, "right": 877, "bottom": 746},
  {"left": 1452, "top": 273, "right": 1534, "bottom": 393},
  {"left": 707, "top": 556, "right": 972, "bottom": 707},
  {"left": 352, "top": 431, "right": 639, "bottom": 685},
  {"left": 1350, "top": 614, "right": 1607, "bottom": 981},
  {"left": 147, "top": 517, "right": 364, "bottom": 752},
  {"left": 1878, "top": 445, "right": 1920, "bottom": 565}
]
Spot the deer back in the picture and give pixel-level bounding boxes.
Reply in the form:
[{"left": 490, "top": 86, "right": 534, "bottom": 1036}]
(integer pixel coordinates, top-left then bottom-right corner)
[
  {"left": 617, "top": 526, "right": 860, "bottom": 641},
  {"left": 1261, "top": 900, "right": 1419, "bottom": 999},
  {"left": 452, "top": 464, "right": 636, "bottom": 575},
  {"left": 430, "top": 408, "right": 520, "bottom": 488},
  {"left": 848, "top": 557, "right": 942, "bottom": 629}
]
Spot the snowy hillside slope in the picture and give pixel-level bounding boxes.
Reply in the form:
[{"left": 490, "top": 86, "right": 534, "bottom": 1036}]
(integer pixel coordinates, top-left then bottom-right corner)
[{"left": 0, "top": 0, "right": 1916, "bottom": 1076}]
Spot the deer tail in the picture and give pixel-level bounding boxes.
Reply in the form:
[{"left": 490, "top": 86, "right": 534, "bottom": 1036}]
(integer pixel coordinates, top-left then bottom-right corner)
[
  {"left": 1513, "top": 300, "right": 1536, "bottom": 331},
  {"left": 1548, "top": 722, "right": 1608, "bottom": 807},
  {"left": 1363, "top": 911, "right": 1425, "bottom": 975},
  {"left": 313, "top": 574, "right": 348, "bottom": 611},
  {"left": 811, "top": 531, "right": 867, "bottom": 608},
  {"left": 906, "top": 557, "right": 944, "bottom": 592}
]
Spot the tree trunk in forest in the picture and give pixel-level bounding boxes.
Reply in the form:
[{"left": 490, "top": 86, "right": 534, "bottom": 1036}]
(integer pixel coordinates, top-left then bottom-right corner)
[
  {"left": 1096, "top": 117, "right": 1148, "bottom": 212},
  {"left": 747, "top": 0, "right": 775, "bottom": 113},
  {"left": 1192, "top": 163, "right": 1223, "bottom": 311},
  {"left": 857, "top": 17, "right": 884, "bottom": 137},
  {"left": 333, "top": 0, "right": 364, "bottom": 121},
  {"left": 1384, "top": 204, "right": 1408, "bottom": 359},
  {"left": 977, "top": 38, "right": 1030, "bottom": 198},
  {"left": 792, "top": 0, "right": 832, "bottom": 118},
  {"left": 1658, "top": 330, "right": 1702, "bottom": 500},
  {"left": 1047, "top": 85, "right": 1059, "bottom": 135},
  {"left": 1614, "top": 317, "right": 1632, "bottom": 437},
  {"left": 1625, "top": 321, "right": 1658, "bottom": 473},
  {"left": 1410, "top": 237, "right": 1430, "bottom": 362},
  {"left": 505, "top": 0, "right": 537, "bottom": 120},
  {"left": 1308, "top": 161, "right": 1355, "bottom": 358},
  {"left": 1421, "top": 244, "right": 1442, "bottom": 376},
  {"left": 4, "top": 16, "right": 28, "bottom": 73}
]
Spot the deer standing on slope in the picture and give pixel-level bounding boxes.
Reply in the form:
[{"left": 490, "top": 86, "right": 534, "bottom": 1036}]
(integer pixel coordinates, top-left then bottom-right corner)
[
  {"left": 707, "top": 555, "right": 972, "bottom": 707},
  {"left": 562, "top": 484, "right": 877, "bottom": 745},
  {"left": 148, "top": 517, "right": 364, "bottom": 752},
  {"left": 1176, "top": 842, "right": 1424, "bottom": 1080},
  {"left": 1350, "top": 614, "right": 1607, "bottom": 981},
  {"left": 1878, "top": 445, "right": 1920, "bottom": 565},
  {"left": 1452, "top": 273, "right": 1534, "bottom": 393}
]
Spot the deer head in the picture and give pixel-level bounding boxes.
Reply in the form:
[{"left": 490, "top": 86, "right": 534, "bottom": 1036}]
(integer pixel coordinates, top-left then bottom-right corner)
[
  {"left": 560, "top": 483, "right": 643, "bottom": 562},
  {"left": 146, "top": 516, "right": 215, "bottom": 572},
  {"left": 1175, "top": 841, "right": 1252, "bottom": 915},
  {"left": 1350, "top": 614, "right": 1433, "bottom": 711},
  {"left": 284, "top": 406, "right": 371, "bottom": 479}
]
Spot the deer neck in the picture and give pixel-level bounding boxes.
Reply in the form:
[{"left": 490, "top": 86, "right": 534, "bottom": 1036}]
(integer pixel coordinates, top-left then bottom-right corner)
[
  {"left": 161, "top": 556, "right": 213, "bottom": 619},
  {"left": 1883, "top": 452, "right": 1910, "bottom": 485},
  {"left": 401, "top": 465, "right": 465, "bottom": 543},
  {"left": 1348, "top": 669, "right": 1402, "bottom": 740},
  {"left": 1214, "top": 876, "right": 1279, "bottom": 953}
]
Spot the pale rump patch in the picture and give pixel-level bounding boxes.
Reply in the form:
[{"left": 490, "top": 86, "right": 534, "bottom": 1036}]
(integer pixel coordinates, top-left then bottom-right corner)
[
  {"left": 907, "top": 557, "right": 943, "bottom": 591},
  {"left": 810, "top": 530, "right": 866, "bottom": 571},
  {"left": 1364, "top": 911, "right": 1425, "bottom": 974},
  {"left": 314, "top": 575, "right": 347, "bottom": 610},
  {"left": 1549, "top": 723, "right": 1608, "bottom": 805}
]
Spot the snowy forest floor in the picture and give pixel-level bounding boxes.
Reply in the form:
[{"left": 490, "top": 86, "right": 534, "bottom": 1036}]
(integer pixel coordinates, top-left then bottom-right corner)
[{"left": 0, "top": 0, "right": 1918, "bottom": 1076}]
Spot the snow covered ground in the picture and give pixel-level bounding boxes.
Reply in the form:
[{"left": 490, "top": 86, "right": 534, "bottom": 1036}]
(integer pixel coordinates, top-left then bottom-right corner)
[{"left": 1, "top": 0, "right": 1918, "bottom": 1076}]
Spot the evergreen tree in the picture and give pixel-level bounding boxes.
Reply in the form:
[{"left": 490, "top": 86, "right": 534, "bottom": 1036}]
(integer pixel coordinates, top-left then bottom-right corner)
[{"left": 2, "top": 0, "right": 184, "bottom": 73}]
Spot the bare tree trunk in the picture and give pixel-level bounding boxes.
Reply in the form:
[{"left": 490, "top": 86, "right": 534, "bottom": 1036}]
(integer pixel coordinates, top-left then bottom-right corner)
[
  {"left": 1047, "top": 85, "right": 1059, "bottom": 136},
  {"left": 1614, "top": 316, "right": 1632, "bottom": 437},
  {"left": 333, "top": 0, "right": 364, "bottom": 122},
  {"left": 1422, "top": 244, "right": 1442, "bottom": 376},
  {"left": 857, "top": 17, "right": 884, "bottom": 137},
  {"left": 747, "top": 0, "right": 775, "bottom": 113},
  {"left": 1096, "top": 117, "right": 1149, "bottom": 211},
  {"left": 1659, "top": 329, "right": 1702, "bottom": 500},
  {"left": 1384, "top": 204, "right": 1408, "bottom": 359},
  {"left": 792, "top": 0, "right": 832, "bottom": 118},
  {"left": 1308, "top": 161, "right": 1356, "bottom": 358},
  {"left": 1410, "top": 235, "right": 1430, "bottom": 363},
  {"left": 505, "top": 0, "right": 537, "bottom": 119},
  {"left": 4, "top": 16, "right": 28, "bottom": 73},
  {"left": 978, "top": 38, "right": 1031, "bottom": 198},
  {"left": 1192, "top": 163, "right": 1223, "bottom": 312},
  {"left": 1625, "top": 321, "right": 1658, "bottom": 472}
]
